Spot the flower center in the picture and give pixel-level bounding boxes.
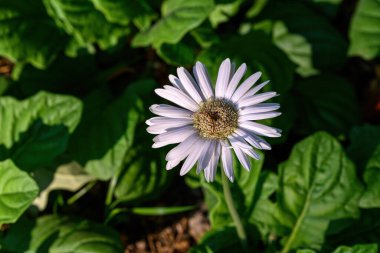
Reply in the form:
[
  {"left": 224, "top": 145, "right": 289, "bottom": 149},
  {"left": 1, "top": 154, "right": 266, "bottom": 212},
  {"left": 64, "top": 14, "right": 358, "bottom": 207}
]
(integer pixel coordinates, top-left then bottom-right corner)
[{"left": 193, "top": 99, "right": 239, "bottom": 139}]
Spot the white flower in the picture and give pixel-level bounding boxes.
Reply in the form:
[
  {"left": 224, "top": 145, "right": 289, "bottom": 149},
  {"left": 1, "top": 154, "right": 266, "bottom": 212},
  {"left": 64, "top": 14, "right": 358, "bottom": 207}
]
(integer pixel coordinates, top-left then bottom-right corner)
[{"left": 146, "top": 58, "right": 281, "bottom": 182}]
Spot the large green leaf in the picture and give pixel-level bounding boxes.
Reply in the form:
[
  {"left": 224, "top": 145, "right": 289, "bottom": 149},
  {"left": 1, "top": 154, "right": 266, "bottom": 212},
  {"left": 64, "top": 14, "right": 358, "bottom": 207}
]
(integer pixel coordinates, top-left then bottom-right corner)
[
  {"left": 256, "top": 1, "right": 347, "bottom": 73},
  {"left": 0, "top": 0, "right": 68, "bottom": 69},
  {"left": 0, "top": 160, "right": 38, "bottom": 224},
  {"left": 209, "top": 0, "right": 244, "bottom": 28},
  {"left": 294, "top": 74, "right": 359, "bottom": 135},
  {"left": 276, "top": 132, "right": 363, "bottom": 251},
  {"left": 0, "top": 215, "right": 123, "bottom": 252},
  {"left": 198, "top": 31, "right": 294, "bottom": 95},
  {"left": 69, "top": 80, "right": 154, "bottom": 180},
  {"left": 349, "top": 0, "right": 380, "bottom": 59},
  {"left": 113, "top": 135, "right": 171, "bottom": 203},
  {"left": 189, "top": 225, "right": 259, "bottom": 253},
  {"left": 132, "top": 0, "right": 214, "bottom": 47},
  {"left": 0, "top": 92, "right": 82, "bottom": 171},
  {"left": 332, "top": 244, "right": 378, "bottom": 253},
  {"left": 202, "top": 156, "right": 264, "bottom": 229},
  {"left": 347, "top": 125, "right": 380, "bottom": 170},
  {"left": 43, "top": 0, "right": 129, "bottom": 54},
  {"left": 253, "top": 20, "right": 318, "bottom": 77},
  {"left": 91, "top": 0, "right": 153, "bottom": 25},
  {"left": 359, "top": 145, "right": 380, "bottom": 208}
]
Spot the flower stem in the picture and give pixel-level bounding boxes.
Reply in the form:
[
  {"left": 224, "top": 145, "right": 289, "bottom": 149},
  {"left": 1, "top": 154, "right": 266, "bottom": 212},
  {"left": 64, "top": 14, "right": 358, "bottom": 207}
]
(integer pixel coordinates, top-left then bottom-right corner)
[{"left": 222, "top": 172, "right": 249, "bottom": 252}]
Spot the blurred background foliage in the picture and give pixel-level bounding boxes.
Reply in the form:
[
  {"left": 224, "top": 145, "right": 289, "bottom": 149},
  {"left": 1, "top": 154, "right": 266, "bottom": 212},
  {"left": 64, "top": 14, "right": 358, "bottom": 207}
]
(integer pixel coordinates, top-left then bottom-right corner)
[{"left": 0, "top": 0, "right": 379, "bottom": 252}]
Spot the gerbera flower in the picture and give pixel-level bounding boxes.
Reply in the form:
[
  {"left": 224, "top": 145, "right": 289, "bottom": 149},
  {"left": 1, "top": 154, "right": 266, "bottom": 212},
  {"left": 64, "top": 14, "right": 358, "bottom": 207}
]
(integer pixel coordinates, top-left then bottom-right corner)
[{"left": 146, "top": 58, "right": 281, "bottom": 182}]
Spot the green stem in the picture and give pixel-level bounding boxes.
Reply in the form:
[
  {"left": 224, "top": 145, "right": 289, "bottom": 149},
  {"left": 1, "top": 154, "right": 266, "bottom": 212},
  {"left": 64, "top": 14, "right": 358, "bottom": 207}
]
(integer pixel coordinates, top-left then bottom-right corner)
[
  {"left": 67, "top": 181, "right": 96, "bottom": 205},
  {"left": 222, "top": 172, "right": 249, "bottom": 252}
]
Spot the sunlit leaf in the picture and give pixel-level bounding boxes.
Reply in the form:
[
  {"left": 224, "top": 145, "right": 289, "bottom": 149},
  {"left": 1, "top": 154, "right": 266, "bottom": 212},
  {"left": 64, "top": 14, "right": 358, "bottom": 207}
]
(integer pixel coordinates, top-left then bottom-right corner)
[{"left": 0, "top": 160, "right": 39, "bottom": 224}]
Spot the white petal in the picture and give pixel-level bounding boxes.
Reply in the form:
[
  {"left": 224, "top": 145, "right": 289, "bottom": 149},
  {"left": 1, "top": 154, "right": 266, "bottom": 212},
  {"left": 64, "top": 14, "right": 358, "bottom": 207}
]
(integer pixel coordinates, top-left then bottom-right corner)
[
  {"left": 166, "top": 159, "right": 181, "bottom": 170},
  {"left": 225, "top": 63, "right": 247, "bottom": 99},
  {"left": 197, "top": 140, "right": 214, "bottom": 174},
  {"left": 228, "top": 133, "right": 252, "bottom": 150},
  {"left": 180, "top": 139, "right": 206, "bottom": 176},
  {"left": 194, "top": 62, "right": 214, "bottom": 99},
  {"left": 235, "top": 128, "right": 261, "bottom": 149},
  {"left": 231, "top": 72, "right": 262, "bottom": 102},
  {"left": 239, "top": 80, "right": 269, "bottom": 101},
  {"left": 166, "top": 134, "right": 199, "bottom": 161},
  {"left": 155, "top": 88, "right": 199, "bottom": 111},
  {"left": 149, "top": 104, "right": 193, "bottom": 118},
  {"left": 241, "top": 147, "right": 260, "bottom": 160},
  {"left": 215, "top": 58, "right": 231, "bottom": 98},
  {"left": 177, "top": 67, "right": 204, "bottom": 103},
  {"left": 239, "top": 103, "right": 280, "bottom": 115},
  {"left": 169, "top": 74, "right": 185, "bottom": 91},
  {"left": 146, "top": 117, "right": 192, "bottom": 126},
  {"left": 231, "top": 143, "right": 250, "bottom": 171},
  {"left": 152, "top": 126, "right": 195, "bottom": 148},
  {"left": 204, "top": 142, "right": 221, "bottom": 182},
  {"left": 238, "top": 92, "right": 278, "bottom": 108},
  {"left": 221, "top": 141, "right": 234, "bottom": 182},
  {"left": 239, "top": 111, "right": 282, "bottom": 121},
  {"left": 240, "top": 121, "right": 282, "bottom": 138}
]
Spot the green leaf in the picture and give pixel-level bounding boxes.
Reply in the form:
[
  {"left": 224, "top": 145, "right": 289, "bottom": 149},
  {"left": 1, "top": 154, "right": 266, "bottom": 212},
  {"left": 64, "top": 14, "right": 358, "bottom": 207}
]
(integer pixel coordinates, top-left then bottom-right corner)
[
  {"left": 276, "top": 132, "right": 363, "bottom": 251},
  {"left": 91, "top": 0, "right": 153, "bottom": 25},
  {"left": 0, "top": 0, "right": 68, "bottom": 68},
  {"left": 69, "top": 80, "right": 154, "bottom": 180},
  {"left": 294, "top": 74, "right": 359, "bottom": 135},
  {"left": 157, "top": 40, "right": 197, "bottom": 66},
  {"left": 257, "top": 1, "right": 347, "bottom": 73},
  {"left": 209, "top": 0, "right": 244, "bottom": 28},
  {"left": 43, "top": 0, "right": 130, "bottom": 54},
  {"left": 359, "top": 145, "right": 380, "bottom": 208},
  {"left": 113, "top": 136, "right": 171, "bottom": 203},
  {"left": 0, "top": 215, "right": 123, "bottom": 252},
  {"left": 0, "top": 160, "right": 39, "bottom": 224},
  {"left": 198, "top": 31, "right": 295, "bottom": 95},
  {"left": 0, "top": 92, "right": 82, "bottom": 171},
  {"left": 332, "top": 244, "right": 378, "bottom": 253},
  {"left": 302, "top": 0, "right": 343, "bottom": 18},
  {"left": 132, "top": 0, "right": 214, "bottom": 47},
  {"left": 202, "top": 155, "right": 264, "bottom": 229},
  {"left": 189, "top": 225, "right": 259, "bottom": 253},
  {"left": 347, "top": 125, "right": 380, "bottom": 170},
  {"left": 254, "top": 20, "right": 319, "bottom": 77},
  {"left": 349, "top": 0, "right": 380, "bottom": 59}
]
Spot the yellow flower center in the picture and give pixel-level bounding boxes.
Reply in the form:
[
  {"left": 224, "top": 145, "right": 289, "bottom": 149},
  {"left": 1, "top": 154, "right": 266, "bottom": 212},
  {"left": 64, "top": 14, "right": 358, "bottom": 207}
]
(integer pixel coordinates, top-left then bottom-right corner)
[{"left": 193, "top": 99, "right": 238, "bottom": 139}]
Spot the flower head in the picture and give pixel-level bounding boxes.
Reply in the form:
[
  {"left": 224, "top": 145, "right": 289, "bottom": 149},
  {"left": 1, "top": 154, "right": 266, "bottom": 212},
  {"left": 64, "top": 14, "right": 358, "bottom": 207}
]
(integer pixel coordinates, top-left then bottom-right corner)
[{"left": 146, "top": 58, "right": 281, "bottom": 182}]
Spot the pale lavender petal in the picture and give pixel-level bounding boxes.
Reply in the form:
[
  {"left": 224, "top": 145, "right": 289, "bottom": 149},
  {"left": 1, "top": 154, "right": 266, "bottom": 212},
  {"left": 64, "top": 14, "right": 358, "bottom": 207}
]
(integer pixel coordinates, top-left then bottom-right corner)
[
  {"left": 197, "top": 140, "right": 214, "bottom": 174},
  {"left": 239, "top": 111, "right": 282, "bottom": 121},
  {"left": 180, "top": 139, "right": 206, "bottom": 176},
  {"left": 221, "top": 140, "right": 234, "bottom": 182},
  {"left": 225, "top": 63, "right": 247, "bottom": 99},
  {"left": 240, "top": 121, "right": 282, "bottom": 138},
  {"left": 166, "top": 133, "right": 199, "bottom": 161},
  {"left": 204, "top": 142, "right": 221, "bottom": 182},
  {"left": 166, "top": 159, "right": 181, "bottom": 170},
  {"left": 235, "top": 128, "right": 262, "bottom": 150},
  {"left": 231, "top": 72, "right": 262, "bottom": 102},
  {"left": 149, "top": 104, "right": 193, "bottom": 118},
  {"left": 215, "top": 58, "right": 231, "bottom": 98},
  {"left": 177, "top": 67, "right": 204, "bottom": 103},
  {"left": 241, "top": 147, "right": 261, "bottom": 160},
  {"left": 239, "top": 103, "right": 280, "bottom": 115},
  {"left": 155, "top": 88, "right": 199, "bottom": 111},
  {"left": 238, "top": 128, "right": 272, "bottom": 150},
  {"left": 238, "top": 91, "right": 278, "bottom": 108},
  {"left": 239, "top": 80, "right": 269, "bottom": 101},
  {"left": 152, "top": 126, "right": 195, "bottom": 148},
  {"left": 169, "top": 74, "right": 185, "bottom": 91},
  {"left": 228, "top": 133, "right": 252, "bottom": 150},
  {"left": 194, "top": 62, "right": 214, "bottom": 99},
  {"left": 231, "top": 143, "right": 250, "bottom": 171},
  {"left": 146, "top": 117, "right": 192, "bottom": 126}
]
